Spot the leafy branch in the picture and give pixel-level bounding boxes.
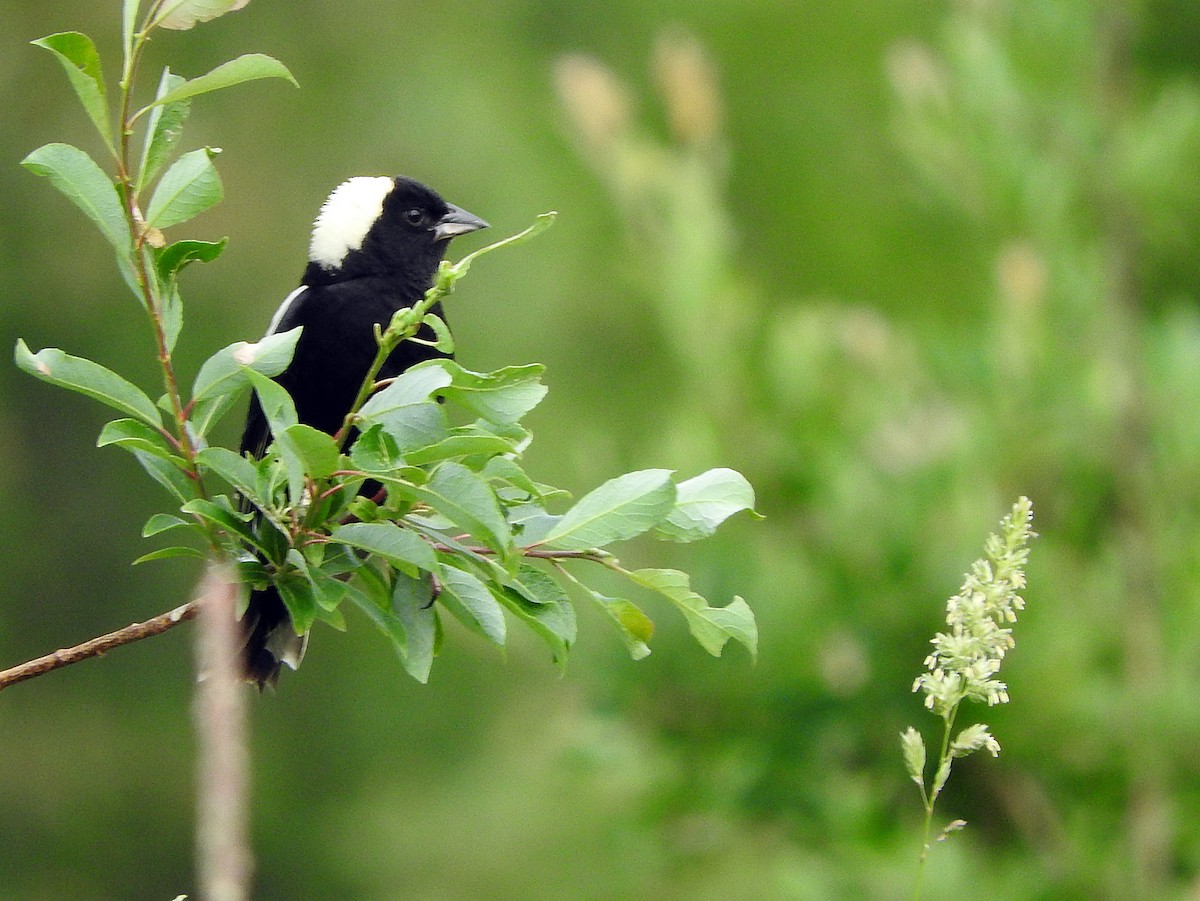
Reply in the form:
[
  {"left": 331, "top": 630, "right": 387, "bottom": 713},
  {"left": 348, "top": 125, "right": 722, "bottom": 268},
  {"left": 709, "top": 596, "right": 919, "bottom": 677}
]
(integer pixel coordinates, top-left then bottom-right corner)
[{"left": 9, "top": 0, "right": 759, "bottom": 693}]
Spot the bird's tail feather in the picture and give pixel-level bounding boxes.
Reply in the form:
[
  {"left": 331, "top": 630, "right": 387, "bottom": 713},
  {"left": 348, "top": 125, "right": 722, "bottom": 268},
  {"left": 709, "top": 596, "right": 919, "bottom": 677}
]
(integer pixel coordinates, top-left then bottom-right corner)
[{"left": 240, "top": 585, "right": 307, "bottom": 690}]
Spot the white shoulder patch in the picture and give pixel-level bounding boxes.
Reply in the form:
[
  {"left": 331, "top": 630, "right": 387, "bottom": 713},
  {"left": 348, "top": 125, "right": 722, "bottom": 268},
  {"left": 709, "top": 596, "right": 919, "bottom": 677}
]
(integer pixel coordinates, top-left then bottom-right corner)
[
  {"left": 266, "top": 285, "right": 307, "bottom": 336},
  {"left": 308, "top": 176, "right": 394, "bottom": 270}
]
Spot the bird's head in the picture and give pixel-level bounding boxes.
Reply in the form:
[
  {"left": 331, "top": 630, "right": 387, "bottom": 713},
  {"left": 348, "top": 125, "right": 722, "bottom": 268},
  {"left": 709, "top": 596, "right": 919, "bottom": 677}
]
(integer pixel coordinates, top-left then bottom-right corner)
[{"left": 305, "top": 175, "right": 488, "bottom": 286}]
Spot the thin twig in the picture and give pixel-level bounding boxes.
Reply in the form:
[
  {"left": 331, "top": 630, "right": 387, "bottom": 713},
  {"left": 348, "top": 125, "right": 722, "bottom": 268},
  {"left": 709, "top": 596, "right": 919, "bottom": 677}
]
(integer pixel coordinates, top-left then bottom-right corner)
[{"left": 0, "top": 601, "right": 198, "bottom": 691}]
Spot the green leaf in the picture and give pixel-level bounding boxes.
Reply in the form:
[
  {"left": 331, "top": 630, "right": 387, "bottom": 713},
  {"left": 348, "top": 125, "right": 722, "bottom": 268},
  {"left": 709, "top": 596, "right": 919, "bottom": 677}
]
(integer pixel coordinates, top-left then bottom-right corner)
[
  {"left": 160, "top": 282, "right": 184, "bottom": 354},
  {"left": 132, "top": 545, "right": 205, "bottom": 565},
  {"left": 420, "top": 312, "right": 455, "bottom": 353},
  {"left": 392, "top": 572, "right": 438, "bottom": 682},
  {"left": 145, "top": 147, "right": 222, "bottom": 229},
  {"left": 440, "top": 362, "right": 548, "bottom": 425},
  {"left": 142, "top": 512, "right": 189, "bottom": 537},
  {"left": 496, "top": 566, "right": 575, "bottom": 665},
  {"left": 402, "top": 432, "right": 515, "bottom": 467},
  {"left": 139, "top": 54, "right": 297, "bottom": 113},
  {"left": 655, "top": 468, "right": 758, "bottom": 542},
  {"left": 370, "top": 403, "right": 448, "bottom": 454},
  {"left": 245, "top": 368, "right": 298, "bottom": 437},
  {"left": 97, "top": 417, "right": 175, "bottom": 459},
  {"left": 15, "top": 340, "right": 162, "bottom": 426},
  {"left": 541, "top": 469, "right": 675, "bottom": 551},
  {"left": 138, "top": 68, "right": 190, "bottom": 192},
  {"left": 390, "top": 462, "right": 511, "bottom": 556},
  {"left": 32, "top": 33, "right": 112, "bottom": 150},
  {"left": 482, "top": 456, "right": 543, "bottom": 498},
  {"left": 305, "top": 564, "right": 348, "bottom": 614},
  {"left": 195, "top": 446, "right": 257, "bottom": 496},
  {"left": 193, "top": 328, "right": 301, "bottom": 395},
  {"left": 348, "top": 425, "right": 405, "bottom": 473},
  {"left": 191, "top": 326, "right": 301, "bottom": 411},
  {"left": 509, "top": 505, "right": 560, "bottom": 547},
  {"left": 133, "top": 449, "right": 199, "bottom": 502},
  {"left": 347, "top": 582, "right": 407, "bottom": 655},
  {"left": 276, "top": 570, "right": 319, "bottom": 635},
  {"left": 331, "top": 522, "right": 438, "bottom": 573},
  {"left": 180, "top": 497, "right": 258, "bottom": 548},
  {"left": 629, "top": 568, "right": 757, "bottom": 661},
  {"left": 559, "top": 568, "right": 653, "bottom": 660},
  {"left": 156, "top": 238, "right": 226, "bottom": 281},
  {"left": 277, "top": 424, "right": 340, "bottom": 480},
  {"left": 438, "top": 565, "right": 506, "bottom": 646},
  {"left": 151, "top": 0, "right": 250, "bottom": 30},
  {"left": 593, "top": 594, "right": 654, "bottom": 660},
  {"left": 21, "top": 143, "right": 130, "bottom": 254},
  {"left": 358, "top": 361, "right": 454, "bottom": 421}
]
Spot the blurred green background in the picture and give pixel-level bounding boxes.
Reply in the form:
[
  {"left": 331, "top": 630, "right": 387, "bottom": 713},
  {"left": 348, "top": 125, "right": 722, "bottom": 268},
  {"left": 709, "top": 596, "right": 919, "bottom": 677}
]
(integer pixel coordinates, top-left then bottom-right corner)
[{"left": 4, "top": 0, "right": 1200, "bottom": 897}]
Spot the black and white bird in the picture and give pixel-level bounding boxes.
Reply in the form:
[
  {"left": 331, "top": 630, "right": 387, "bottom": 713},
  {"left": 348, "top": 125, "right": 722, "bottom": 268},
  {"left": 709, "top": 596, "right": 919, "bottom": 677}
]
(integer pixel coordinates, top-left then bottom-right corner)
[{"left": 239, "top": 175, "right": 488, "bottom": 688}]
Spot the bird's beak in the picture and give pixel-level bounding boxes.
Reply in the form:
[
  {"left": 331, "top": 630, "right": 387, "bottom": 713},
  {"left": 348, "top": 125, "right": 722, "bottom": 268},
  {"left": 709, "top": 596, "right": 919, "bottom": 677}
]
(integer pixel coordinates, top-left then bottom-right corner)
[{"left": 434, "top": 204, "right": 489, "bottom": 241}]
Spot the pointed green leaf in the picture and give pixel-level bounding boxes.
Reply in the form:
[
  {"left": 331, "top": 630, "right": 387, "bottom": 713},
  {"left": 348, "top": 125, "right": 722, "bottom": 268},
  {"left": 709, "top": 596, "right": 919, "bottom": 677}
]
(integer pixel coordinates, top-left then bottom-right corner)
[
  {"left": 97, "top": 417, "right": 175, "bottom": 459},
  {"left": 438, "top": 565, "right": 506, "bottom": 646},
  {"left": 32, "top": 33, "right": 112, "bottom": 150},
  {"left": 132, "top": 448, "right": 199, "bottom": 502},
  {"left": 151, "top": 0, "right": 250, "bottom": 30},
  {"left": 331, "top": 522, "right": 438, "bottom": 573},
  {"left": 440, "top": 362, "right": 548, "bottom": 425},
  {"left": 245, "top": 368, "right": 297, "bottom": 437},
  {"left": 275, "top": 570, "right": 319, "bottom": 635},
  {"left": 541, "top": 469, "right": 675, "bottom": 551},
  {"left": 132, "top": 545, "right": 205, "bottom": 565},
  {"left": 349, "top": 424, "right": 405, "bottom": 473},
  {"left": 160, "top": 281, "right": 184, "bottom": 353},
  {"left": 180, "top": 497, "right": 258, "bottom": 547},
  {"left": 370, "top": 403, "right": 448, "bottom": 454},
  {"left": 358, "top": 361, "right": 454, "bottom": 421},
  {"left": 140, "top": 54, "right": 297, "bottom": 113},
  {"left": 347, "top": 582, "right": 407, "bottom": 653},
  {"left": 21, "top": 143, "right": 130, "bottom": 254},
  {"left": 392, "top": 572, "right": 438, "bottom": 682},
  {"left": 145, "top": 147, "right": 222, "bottom": 229},
  {"left": 496, "top": 566, "right": 575, "bottom": 665},
  {"left": 142, "top": 512, "right": 189, "bottom": 537},
  {"left": 389, "top": 461, "right": 511, "bottom": 556},
  {"left": 629, "top": 568, "right": 757, "bottom": 661},
  {"left": 420, "top": 312, "right": 455, "bottom": 353},
  {"left": 138, "top": 68, "right": 190, "bottom": 191},
  {"left": 560, "top": 568, "right": 653, "bottom": 660},
  {"left": 16, "top": 340, "right": 162, "bottom": 426},
  {"left": 305, "top": 564, "right": 348, "bottom": 613},
  {"left": 277, "top": 424, "right": 340, "bottom": 480},
  {"left": 402, "top": 432, "right": 515, "bottom": 467},
  {"left": 482, "top": 456, "right": 543, "bottom": 498},
  {"left": 594, "top": 593, "right": 654, "bottom": 660},
  {"left": 195, "top": 446, "right": 257, "bottom": 496},
  {"left": 655, "top": 468, "right": 758, "bottom": 542},
  {"left": 191, "top": 326, "right": 301, "bottom": 407},
  {"left": 157, "top": 238, "right": 226, "bottom": 281}
]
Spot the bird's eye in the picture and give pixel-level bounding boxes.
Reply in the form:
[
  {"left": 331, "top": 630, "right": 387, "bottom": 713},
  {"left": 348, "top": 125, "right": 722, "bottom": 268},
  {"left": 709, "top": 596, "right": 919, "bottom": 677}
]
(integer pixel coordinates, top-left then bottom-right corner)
[{"left": 403, "top": 208, "right": 427, "bottom": 226}]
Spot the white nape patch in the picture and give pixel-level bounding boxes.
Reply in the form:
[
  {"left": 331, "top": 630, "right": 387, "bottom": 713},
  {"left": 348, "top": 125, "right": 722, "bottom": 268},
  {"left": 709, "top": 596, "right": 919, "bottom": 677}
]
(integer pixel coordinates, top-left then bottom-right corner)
[
  {"left": 266, "top": 285, "right": 307, "bottom": 336},
  {"left": 308, "top": 176, "right": 394, "bottom": 270}
]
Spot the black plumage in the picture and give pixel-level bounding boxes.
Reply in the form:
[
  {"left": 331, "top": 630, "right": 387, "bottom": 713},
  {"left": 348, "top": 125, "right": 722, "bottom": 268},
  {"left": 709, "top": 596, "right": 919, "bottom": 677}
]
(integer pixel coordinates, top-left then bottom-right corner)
[{"left": 238, "top": 175, "right": 487, "bottom": 688}]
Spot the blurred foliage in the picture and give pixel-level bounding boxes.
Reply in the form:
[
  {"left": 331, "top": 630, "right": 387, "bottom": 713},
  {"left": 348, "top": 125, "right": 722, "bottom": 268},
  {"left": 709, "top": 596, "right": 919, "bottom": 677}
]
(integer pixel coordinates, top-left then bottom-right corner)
[{"left": 3, "top": 0, "right": 1200, "bottom": 898}]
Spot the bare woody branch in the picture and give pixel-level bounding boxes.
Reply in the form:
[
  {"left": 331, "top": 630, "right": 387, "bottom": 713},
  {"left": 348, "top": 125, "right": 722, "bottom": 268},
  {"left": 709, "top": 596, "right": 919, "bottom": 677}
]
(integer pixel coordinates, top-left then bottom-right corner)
[{"left": 0, "top": 601, "right": 198, "bottom": 691}]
